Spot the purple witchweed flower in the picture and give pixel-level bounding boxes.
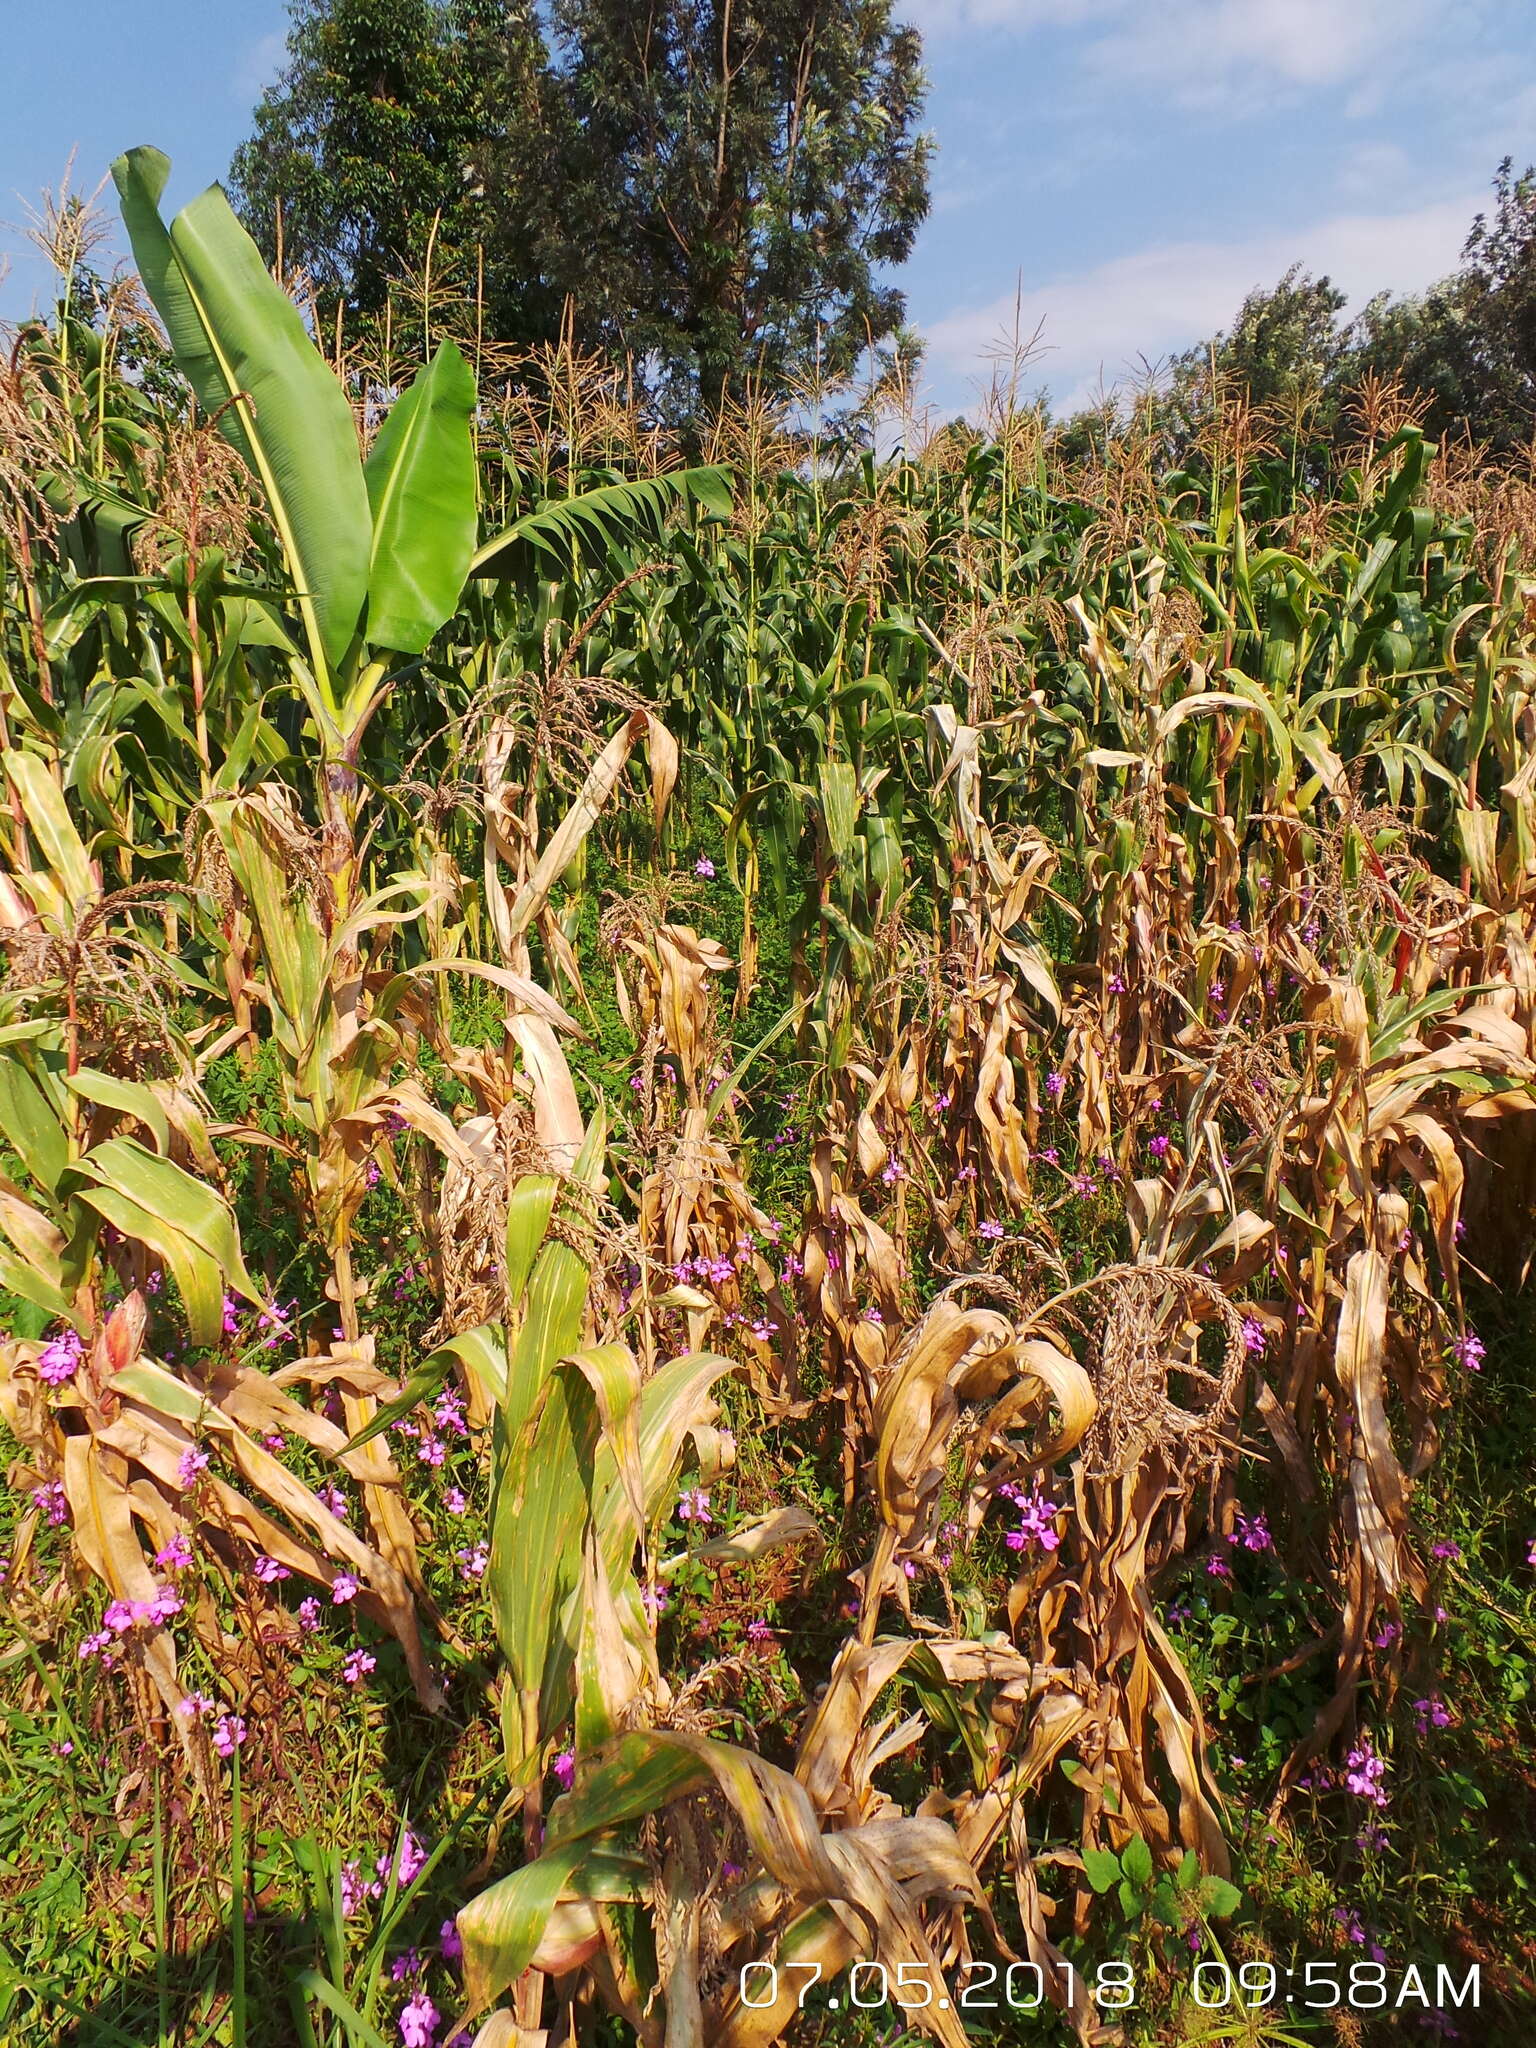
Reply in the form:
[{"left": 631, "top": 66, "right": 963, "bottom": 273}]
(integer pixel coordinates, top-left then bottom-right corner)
[
  {"left": 1451, "top": 1331, "right": 1485, "bottom": 1373},
  {"left": 391, "top": 1950, "right": 422, "bottom": 1982},
  {"left": 298, "top": 1597, "right": 322, "bottom": 1632},
  {"left": 552, "top": 1750, "right": 575, "bottom": 1791},
  {"left": 1413, "top": 1696, "right": 1452, "bottom": 1730},
  {"left": 214, "top": 1715, "right": 247, "bottom": 1757},
  {"left": 331, "top": 1572, "right": 360, "bottom": 1604},
  {"left": 1044, "top": 1070, "right": 1067, "bottom": 1101},
  {"left": 177, "top": 1448, "right": 210, "bottom": 1489},
  {"left": 417, "top": 1435, "right": 446, "bottom": 1467},
  {"left": 440, "top": 1918, "right": 463, "bottom": 1962},
  {"left": 343, "top": 1649, "right": 377, "bottom": 1685},
  {"left": 253, "top": 1555, "right": 290, "bottom": 1584},
  {"left": 1343, "top": 1734, "right": 1390, "bottom": 1806},
  {"left": 978, "top": 1220, "right": 1005, "bottom": 1241},
  {"left": 399, "top": 1992, "right": 438, "bottom": 2048},
  {"left": 694, "top": 856, "right": 716, "bottom": 879},
  {"left": 1431, "top": 1540, "right": 1462, "bottom": 1561},
  {"left": 1241, "top": 1316, "right": 1267, "bottom": 1356},
  {"left": 456, "top": 1544, "right": 488, "bottom": 1582},
  {"left": 37, "top": 1330, "right": 84, "bottom": 1385},
  {"left": 221, "top": 1295, "right": 242, "bottom": 1336},
  {"left": 1003, "top": 1487, "right": 1061, "bottom": 1554},
  {"left": 177, "top": 1692, "right": 215, "bottom": 1718},
  {"left": 1147, "top": 1133, "right": 1170, "bottom": 1158},
  {"left": 1232, "top": 1510, "right": 1272, "bottom": 1552},
  {"left": 746, "top": 1617, "right": 774, "bottom": 1643},
  {"left": 445, "top": 1487, "right": 469, "bottom": 1515},
  {"left": 31, "top": 1481, "right": 68, "bottom": 1527},
  {"left": 154, "top": 1532, "right": 193, "bottom": 1570},
  {"left": 677, "top": 1488, "right": 712, "bottom": 1525}
]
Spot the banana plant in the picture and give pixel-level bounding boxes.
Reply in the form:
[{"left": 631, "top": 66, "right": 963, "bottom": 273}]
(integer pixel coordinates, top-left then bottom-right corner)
[{"left": 109, "top": 146, "right": 730, "bottom": 780}]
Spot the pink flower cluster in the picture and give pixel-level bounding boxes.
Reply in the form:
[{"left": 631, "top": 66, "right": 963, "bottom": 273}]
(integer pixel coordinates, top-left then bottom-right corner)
[
  {"left": 37, "top": 1330, "right": 84, "bottom": 1385},
  {"left": 998, "top": 1482, "right": 1061, "bottom": 1554}
]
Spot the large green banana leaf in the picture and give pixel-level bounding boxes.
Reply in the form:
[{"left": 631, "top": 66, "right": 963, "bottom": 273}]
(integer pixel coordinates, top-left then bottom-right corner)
[
  {"left": 363, "top": 339, "right": 479, "bottom": 654},
  {"left": 111, "top": 146, "right": 371, "bottom": 680}
]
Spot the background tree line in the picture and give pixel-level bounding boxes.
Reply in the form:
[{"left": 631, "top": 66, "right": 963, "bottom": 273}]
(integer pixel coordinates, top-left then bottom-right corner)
[{"left": 231, "top": 0, "right": 1536, "bottom": 458}]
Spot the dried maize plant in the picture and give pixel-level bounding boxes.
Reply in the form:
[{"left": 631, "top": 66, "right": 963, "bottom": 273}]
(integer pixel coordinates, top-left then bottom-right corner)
[
  {"left": 834, "top": 1284, "right": 1142, "bottom": 2043},
  {"left": 0, "top": 758, "right": 448, "bottom": 1713},
  {"left": 440, "top": 1135, "right": 1006, "bottom": 2048},
  {"left": 604, "top": 897, "right": 799, "bottom": 1391}
]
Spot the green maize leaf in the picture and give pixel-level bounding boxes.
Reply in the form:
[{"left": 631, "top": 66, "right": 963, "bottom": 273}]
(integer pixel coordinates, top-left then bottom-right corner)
[
  {"left": 109, "top": 1359, "right": 218, "bottom": 1426},
  {"left": 113, "top": 147, "right": 371, "bottom": 679},
  {"left": 504, "top": 1174, "right": 559, "bottom": 1311},
  {"left": 491, "top": 1248, "right": 601, "bottom": 1770},
  {"left": 545, "top": 1732, "right": 710, "bottom": 1852},
  {"left": 0, "top": 1242, "right": 73, "bottom": 1324},
  {"left": 71, "top": 1139, "right": 260, "bottom": 1345},
  {"left": 66, "top": 1069, "right": 171, "bottom": 1153},
  {"left": 0, "top": 1055, "right": 69, "bottom": 1197},
  {"left": 74, "top": 1183, "right": 223, "bottom": 1346},
  {"left": 345, "top": 1324, "right": 507, "bottom": 1452},
  {"left": 456, "top": 1839, "right": 585, "bottom": 2011},
  {"left": 363, "top": 340, "right": 479, "bottom": 654},
  {"left": 4, "top": 751, "right": 96, "bottom": 908}
]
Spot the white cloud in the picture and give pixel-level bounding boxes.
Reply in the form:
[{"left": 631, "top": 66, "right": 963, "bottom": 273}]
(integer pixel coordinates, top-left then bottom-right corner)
[
  {"left": 231, "top": 31, "right": 286, "bottom": 104},
  {"left": 904, "top": 0, "right": 1434, "bottom": 109},
  {"left": 922, "top": 193, "right": 1477, "bottom": 414}
]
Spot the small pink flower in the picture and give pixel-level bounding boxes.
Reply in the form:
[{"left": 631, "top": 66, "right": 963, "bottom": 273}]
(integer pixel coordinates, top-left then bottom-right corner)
[
  {"left": 1451, "top": 1330, "right": 1485, "bottom": 1372},
  {"left": 31, "top": 1480, "right": 68, "bottom": 1526},
  {"left": 1241, "top": 1315, "right": 1267, "bottom": 1356},
  {"left": 693, "top": 856, "right": 716, "bottom": 879},
  {"left": 399, "top": 1991, "right": 438, "bottom": 2048},
  {"left": 298, "top": 1597, "right": 322, "bottom": 1632},
  {"left": 177, "top": 1447, "right": 210, "bottom": 1489},
  {"left": 343, "top": 1649, "right": 376, "bottom": 1685},
  {"left": 177, "top": 1692, "right": 215, "bottom": 1718},
  {"left": 253, "top": 1555, "right": 290, "bottom": 1584},
  {"left": 444, "top": 1487, "right": 468, "bottom": 1516},
  {"left": 552, "top": 1750, "right": 575, "bottom": 1791},
  {"left": 331, "top": 1572, "right": 360, "bottom": 1604},
  {"left": 154, "top": 1532, "right": 193, "bottom": 1571},
  {"left": 214, "top": 1714, "right": 247, "bottom": 1757},
  {"left": 439, "top": 1918, "right": 462, "bottom": 1963},
  {"left": 677, "top": 1488, "right": 712, "bottom": 1525},
  {"left": 1044, "top": 1070, "right": 1067, "bottom": 1101},
  {"left": 37, "top": 1330, "right": 84, "bottom": 1385},
  {"left": 456, "top": 1543, "right": 488, "bottom": 1582},
  {"left": 1344, "top": 1733, "right": 1390, "bottom": 1806}
]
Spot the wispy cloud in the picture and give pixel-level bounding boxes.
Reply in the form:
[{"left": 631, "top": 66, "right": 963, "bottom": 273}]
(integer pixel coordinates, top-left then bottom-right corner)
[
  {"left": 907, "top": 0, "right": 1435, "bottom": 109},
  {"left": 231, "top": 31, "right": 286, "bottom": 105},
  {"left": 922, "top": 193, "right": 1477, "bottom": 414}
]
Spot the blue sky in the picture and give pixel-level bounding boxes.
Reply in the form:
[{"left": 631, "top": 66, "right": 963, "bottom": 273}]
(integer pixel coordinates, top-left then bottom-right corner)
[{"left": 4, "top": 0, "right": 1536, "bottom": 416}]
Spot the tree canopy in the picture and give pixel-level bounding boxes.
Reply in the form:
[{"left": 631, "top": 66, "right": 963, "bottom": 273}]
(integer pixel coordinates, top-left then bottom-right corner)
[{"left": 231, "top": 0, "right": 931, "bottom": 419}]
